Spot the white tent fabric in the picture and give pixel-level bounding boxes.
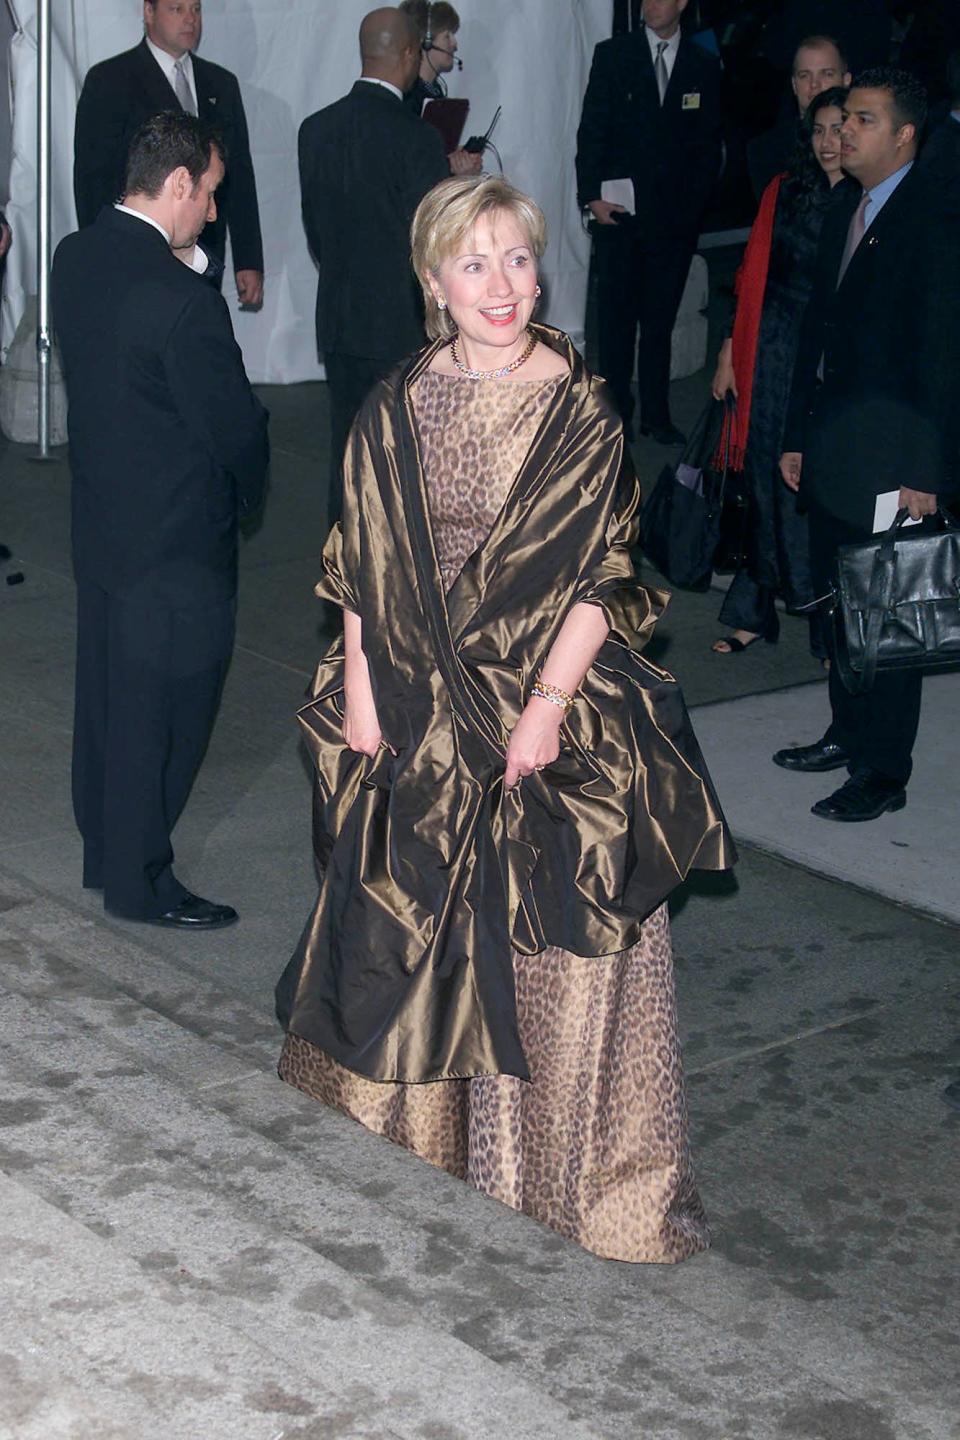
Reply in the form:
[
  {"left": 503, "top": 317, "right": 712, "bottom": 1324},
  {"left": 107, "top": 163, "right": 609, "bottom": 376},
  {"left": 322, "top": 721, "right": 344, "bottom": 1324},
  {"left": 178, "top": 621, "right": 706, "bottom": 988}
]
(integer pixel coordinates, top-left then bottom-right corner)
[{"left": 3, "top": 0, "right": 612, "bottom": 384}]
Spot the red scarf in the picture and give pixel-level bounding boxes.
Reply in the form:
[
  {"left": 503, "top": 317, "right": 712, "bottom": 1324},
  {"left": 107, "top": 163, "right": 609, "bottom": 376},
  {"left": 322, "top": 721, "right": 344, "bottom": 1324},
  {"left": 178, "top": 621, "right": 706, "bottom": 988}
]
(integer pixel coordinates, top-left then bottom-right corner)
[{"left": 717, "top": 172, "right": 782, "bottom": 473}]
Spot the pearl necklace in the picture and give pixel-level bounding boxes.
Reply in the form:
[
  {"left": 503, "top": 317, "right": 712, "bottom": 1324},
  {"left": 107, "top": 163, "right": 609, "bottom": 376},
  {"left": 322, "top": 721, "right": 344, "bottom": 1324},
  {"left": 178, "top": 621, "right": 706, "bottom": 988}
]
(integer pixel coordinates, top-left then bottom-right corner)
[{"left": 450, "top": 329, "right": 538, "bottom": 380}]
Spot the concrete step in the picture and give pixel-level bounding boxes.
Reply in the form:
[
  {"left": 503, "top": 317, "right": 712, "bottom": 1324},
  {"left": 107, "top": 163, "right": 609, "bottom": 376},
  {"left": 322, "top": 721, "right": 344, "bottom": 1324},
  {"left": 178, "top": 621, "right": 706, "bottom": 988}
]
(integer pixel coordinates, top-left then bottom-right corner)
[
  {"left": 0, "top": 989, "right": 608, "bottom": 1437},
  {"left": 0, "top": 1171, "right": 400, "bottom": 1440},
  {"left": 2, "top": 874, "right": 955, "bottom": 1440}
]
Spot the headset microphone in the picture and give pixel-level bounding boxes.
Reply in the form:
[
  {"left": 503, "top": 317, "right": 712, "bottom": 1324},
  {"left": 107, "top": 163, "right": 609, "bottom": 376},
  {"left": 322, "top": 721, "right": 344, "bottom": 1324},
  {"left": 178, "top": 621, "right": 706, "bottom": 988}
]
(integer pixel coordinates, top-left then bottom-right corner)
[{"left": 433, "top": 45, "right": 463, "bottom": 71}]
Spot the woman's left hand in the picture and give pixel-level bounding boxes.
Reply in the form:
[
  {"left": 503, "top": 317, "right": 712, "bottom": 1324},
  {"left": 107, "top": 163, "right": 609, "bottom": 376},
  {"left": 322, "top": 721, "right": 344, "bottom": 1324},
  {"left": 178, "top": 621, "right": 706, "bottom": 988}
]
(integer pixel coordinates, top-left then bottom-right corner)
[{"left": 504, "top": 698, "right": 563, "bottom": 788}]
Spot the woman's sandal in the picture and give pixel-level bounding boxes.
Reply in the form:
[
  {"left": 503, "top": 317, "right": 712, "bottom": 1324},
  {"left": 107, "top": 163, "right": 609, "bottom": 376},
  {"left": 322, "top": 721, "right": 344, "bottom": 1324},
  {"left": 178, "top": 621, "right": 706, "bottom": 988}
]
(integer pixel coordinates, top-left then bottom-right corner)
[{"left": 711, "top": 632, "right": 773, "bottom": 654}]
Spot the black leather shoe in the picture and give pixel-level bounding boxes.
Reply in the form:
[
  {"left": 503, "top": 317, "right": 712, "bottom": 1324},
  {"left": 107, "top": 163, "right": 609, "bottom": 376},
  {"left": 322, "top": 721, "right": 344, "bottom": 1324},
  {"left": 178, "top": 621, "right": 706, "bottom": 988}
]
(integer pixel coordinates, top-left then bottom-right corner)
[
  {"left": 146, "top": 893, "right": 239, "bottom": 929},
  {"left": 772, "top": 739, "right": 851, "bottom": 773},
  {"left": 811, "top": 769, "right": 906, "bottom": 823},
  {"left": 640, "top": 422, "right": 686, "bottom": 446}
]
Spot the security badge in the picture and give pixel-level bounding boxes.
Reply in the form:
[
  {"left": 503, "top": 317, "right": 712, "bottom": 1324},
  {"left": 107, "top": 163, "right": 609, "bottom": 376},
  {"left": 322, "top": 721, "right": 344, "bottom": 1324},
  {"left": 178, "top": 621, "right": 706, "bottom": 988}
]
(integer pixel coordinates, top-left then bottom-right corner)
[{"left": 682, "top": 91, "right": 701, "bottom": 110}]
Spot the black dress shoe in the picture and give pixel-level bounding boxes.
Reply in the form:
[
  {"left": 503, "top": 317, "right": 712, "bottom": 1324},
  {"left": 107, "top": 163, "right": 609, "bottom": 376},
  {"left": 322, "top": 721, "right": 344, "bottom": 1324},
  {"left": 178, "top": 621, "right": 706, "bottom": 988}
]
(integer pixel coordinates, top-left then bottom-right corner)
[
  {"left": 146, "top": 893, "right": 239, "bottom": 929},
  {"left": 640, "top": 422, "right": 687, "bottom": 446},
  {"left": 811, "top": 769, "right": 906, "bottom": 823},
  {"left": 772, "top": 739, "right": 851, "bottom": 773}
]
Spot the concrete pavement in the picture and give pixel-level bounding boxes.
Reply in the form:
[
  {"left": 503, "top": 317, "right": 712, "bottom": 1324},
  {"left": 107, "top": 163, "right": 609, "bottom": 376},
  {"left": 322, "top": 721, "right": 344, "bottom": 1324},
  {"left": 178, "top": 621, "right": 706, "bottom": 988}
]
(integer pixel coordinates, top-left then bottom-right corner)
[{"left": 0, "top": 369, "right": 958, "bottom": 1440}]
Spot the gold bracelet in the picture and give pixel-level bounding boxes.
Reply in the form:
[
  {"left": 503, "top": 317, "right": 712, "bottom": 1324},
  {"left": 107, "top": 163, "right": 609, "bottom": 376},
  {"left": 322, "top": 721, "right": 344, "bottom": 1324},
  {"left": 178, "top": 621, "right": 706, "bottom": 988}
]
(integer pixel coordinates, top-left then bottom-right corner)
[{"left": 530, "top": 679, "right": 575, "bottom": 713}]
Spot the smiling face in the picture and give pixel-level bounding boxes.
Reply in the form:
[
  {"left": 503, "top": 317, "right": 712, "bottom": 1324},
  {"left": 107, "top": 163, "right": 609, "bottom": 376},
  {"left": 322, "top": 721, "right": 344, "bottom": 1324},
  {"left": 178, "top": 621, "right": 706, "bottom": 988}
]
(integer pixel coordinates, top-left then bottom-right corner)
[
  {"left": 144, "top": 0, "right": 202, "bottom": 59},
  {"left": 431, "top": 208, "right": 539, "bottom": 360},
  {"left": 811, "top": 104, "right": 844, "bottom": 180},
  {"left": 841, "top": 87, "right": 917, "bottom": 190}
]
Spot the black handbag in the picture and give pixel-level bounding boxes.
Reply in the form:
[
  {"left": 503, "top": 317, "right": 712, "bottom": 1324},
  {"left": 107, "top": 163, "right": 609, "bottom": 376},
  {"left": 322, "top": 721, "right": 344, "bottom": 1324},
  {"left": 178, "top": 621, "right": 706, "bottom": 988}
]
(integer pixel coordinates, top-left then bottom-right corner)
[
  {"left": 638, "top": 396, "right": 734, "bottom": 591},
  {"left": 712, "top": 468, "right": 755, "bottom": 575},
  {"left": 830, "top": 507, "right": 960, "bottom": 694}
]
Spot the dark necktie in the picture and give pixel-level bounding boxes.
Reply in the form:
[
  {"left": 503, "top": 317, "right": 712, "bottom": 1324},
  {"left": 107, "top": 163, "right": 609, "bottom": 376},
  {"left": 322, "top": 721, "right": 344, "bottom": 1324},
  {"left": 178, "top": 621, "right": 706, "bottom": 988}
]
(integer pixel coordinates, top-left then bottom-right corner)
[{"left": 655, "top": 41, "right": 669, "bottom": 105}]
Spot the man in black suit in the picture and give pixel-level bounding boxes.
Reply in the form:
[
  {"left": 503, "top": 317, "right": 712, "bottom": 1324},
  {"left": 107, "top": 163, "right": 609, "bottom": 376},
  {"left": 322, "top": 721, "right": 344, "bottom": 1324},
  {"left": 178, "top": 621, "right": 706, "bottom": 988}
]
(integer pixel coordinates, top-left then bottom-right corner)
[
  {"left": 299, "top": 6, "right": 448, "bottom": 528},
  {"left": 917, "top": 49, "right": 960, "bottom": 196},
  {"left": 53, "top": 113, "right": 269, "bottom": 926},
  {"left": 575, "top": 0, "right": 721, "bottom": 445},
  {"left": 74, "top": 0, "right": 264, "bottom": 308},
  {"left": 747, "top": 34, "right": 851, "bottom": 202},
  {"left": 776, "top": 69, "right": 960, "bottom": 822}
]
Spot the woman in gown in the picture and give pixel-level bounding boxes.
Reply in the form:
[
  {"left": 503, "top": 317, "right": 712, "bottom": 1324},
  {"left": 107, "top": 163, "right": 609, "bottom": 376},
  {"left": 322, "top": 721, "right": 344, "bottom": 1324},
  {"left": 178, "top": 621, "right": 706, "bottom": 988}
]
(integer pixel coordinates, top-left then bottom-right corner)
[
  {"left": 710, "top": 87, "right": 852, "bottom": 655},
  {"left": 276, "top": 175, "right": 735, "bottom": 1263}
]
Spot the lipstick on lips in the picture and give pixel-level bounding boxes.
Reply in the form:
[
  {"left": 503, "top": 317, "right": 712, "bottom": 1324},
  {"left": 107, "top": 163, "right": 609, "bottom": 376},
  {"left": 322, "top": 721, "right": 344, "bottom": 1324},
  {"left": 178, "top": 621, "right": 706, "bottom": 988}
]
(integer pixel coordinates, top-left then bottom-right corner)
[{"left": 481, "top": 304, "right": 519, "bottom": 327}]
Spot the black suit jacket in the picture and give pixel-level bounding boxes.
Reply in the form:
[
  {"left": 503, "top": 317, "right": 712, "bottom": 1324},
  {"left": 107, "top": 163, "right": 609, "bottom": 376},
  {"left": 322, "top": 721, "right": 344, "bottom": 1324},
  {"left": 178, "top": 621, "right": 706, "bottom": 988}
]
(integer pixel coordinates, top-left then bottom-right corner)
[
  {"left": 916, "top": 114, "right": 960, "bottom": 197},
  {"left": 575, "top": 31, "right": 721, "bottom": 242},
  {"left": 784, "top": 167, "right": 960, "bottom": 529},
  {"left": 746, "top": 114, "right": 798, "bottom": 206},
  {"left": 298, "top": 81, "right": 448, "bottom": 363},
  {"left": 73, "top": 40, "right": 263, "bottom": 273},
  {"left": 52, "top": 207, "right": 269, "bottom": 605}
]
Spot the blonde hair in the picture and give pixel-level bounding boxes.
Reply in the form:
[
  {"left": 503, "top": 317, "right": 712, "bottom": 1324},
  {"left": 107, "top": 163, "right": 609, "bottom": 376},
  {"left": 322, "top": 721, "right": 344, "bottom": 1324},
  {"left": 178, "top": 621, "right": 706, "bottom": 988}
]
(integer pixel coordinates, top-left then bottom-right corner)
[{"left": 410, "top": 175, "right": 548, "bottom": 340}]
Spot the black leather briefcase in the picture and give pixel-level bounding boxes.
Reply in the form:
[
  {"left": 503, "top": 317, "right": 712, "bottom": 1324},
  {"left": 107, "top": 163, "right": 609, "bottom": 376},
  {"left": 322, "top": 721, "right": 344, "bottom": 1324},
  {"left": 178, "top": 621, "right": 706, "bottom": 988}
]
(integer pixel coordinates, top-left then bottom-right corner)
[{"left": 830, "top": 508, "right": 960, "bottom": 694}]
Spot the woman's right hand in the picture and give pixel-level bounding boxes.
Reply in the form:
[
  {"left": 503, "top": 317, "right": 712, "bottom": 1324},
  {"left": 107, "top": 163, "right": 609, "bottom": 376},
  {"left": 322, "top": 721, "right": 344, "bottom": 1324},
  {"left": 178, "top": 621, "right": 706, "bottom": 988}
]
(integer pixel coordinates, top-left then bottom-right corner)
[
  {"left": 342, "top": 697, "right": 383, "bottom": 757},
  {"left": 711, "top": 339, "right": 738, "bottom": 401}
]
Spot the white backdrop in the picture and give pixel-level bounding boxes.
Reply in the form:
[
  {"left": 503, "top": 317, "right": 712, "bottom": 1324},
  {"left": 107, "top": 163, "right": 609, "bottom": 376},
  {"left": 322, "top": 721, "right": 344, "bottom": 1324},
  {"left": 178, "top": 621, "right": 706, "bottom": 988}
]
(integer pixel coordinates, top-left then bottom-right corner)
[{"left": 3, "top": 0, "right": 612, "bottom": 383}]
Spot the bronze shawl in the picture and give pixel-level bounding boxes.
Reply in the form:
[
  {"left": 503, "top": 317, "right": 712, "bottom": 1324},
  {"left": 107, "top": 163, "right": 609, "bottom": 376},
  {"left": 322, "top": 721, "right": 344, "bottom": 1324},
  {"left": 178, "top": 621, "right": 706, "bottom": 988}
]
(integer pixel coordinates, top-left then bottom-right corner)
[{"left": 277, "top": 325, "right": 735, "bottom": 1083}]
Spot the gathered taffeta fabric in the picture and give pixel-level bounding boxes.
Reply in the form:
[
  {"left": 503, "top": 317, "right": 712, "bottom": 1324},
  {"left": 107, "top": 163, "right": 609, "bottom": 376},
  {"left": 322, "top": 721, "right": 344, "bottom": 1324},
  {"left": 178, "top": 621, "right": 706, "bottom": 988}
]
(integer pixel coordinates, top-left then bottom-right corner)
[{"left": 275, "top": 326, "right": 735, "bottom": 1086}]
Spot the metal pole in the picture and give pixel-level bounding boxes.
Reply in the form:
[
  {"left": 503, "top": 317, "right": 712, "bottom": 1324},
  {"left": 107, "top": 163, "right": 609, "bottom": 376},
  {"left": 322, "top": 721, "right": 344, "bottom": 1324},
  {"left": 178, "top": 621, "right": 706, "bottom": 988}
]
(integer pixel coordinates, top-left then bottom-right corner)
[{"left": 36, "top": 0, "right": 52, "bottom": 458}]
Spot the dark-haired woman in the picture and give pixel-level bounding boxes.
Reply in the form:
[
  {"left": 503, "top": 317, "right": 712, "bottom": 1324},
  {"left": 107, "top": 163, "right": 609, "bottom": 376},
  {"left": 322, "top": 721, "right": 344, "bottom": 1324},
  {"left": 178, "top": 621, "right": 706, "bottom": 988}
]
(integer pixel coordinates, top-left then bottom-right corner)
[{"left": 710, "top": 87, "right": 851, "bottom": 655}]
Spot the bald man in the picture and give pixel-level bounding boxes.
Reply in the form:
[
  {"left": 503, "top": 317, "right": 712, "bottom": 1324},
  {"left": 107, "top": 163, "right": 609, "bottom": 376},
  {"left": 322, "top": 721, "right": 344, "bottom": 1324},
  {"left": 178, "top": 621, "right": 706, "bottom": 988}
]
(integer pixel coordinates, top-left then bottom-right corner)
[{"left": 299, "top": 7, "right": 448, "bottom": 528}]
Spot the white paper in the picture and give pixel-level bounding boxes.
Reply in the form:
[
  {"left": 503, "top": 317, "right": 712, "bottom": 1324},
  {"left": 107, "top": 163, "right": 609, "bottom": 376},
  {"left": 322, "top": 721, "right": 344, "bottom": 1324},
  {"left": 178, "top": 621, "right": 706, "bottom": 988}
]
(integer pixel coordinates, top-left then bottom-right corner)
[
  {"left": 873, "top": 490, "right": 921, "bottom": 533},
  {"left": 601, "top": 178, "right": 636, "bottom": 215}
]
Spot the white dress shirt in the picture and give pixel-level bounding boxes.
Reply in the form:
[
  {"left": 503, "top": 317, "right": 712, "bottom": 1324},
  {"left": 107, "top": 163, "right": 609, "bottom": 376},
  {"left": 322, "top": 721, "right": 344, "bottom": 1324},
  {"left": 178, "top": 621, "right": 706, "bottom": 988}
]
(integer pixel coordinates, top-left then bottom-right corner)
[
  {"left": 355, "top": 76, "right": 403, "bottom": 102},
  {"left": 146, "top": 37, "right": 198, "bottom": 111},
  {"left": 113, "top": 204, "right": 209, "bottom": 274},
  {"left": 644, "top": 24, "right": 681, "bottom": 83}
]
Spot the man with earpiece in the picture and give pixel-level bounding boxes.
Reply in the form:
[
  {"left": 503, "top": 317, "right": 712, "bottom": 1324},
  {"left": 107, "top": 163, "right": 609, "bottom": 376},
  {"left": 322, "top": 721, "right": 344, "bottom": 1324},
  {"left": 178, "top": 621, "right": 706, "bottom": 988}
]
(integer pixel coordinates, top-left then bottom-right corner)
[{"left": 400, "top": 0, "right": 482, "bottom": 174}]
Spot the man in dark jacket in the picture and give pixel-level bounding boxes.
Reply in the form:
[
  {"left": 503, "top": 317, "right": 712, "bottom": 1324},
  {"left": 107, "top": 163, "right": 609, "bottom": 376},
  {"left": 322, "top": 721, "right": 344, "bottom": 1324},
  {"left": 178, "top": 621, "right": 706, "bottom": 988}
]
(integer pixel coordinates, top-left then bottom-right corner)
[
  {"left": 53, "top": 113, "right": 269, "bottom": 926},
  {"left": 916, "top": 49, "right": 960, "bottom": 196},
  {"left": 73, "top": 0, "right": 264, "bottom": 307},
  {"left": 747, "top": 33, "right": 851, "bottom": 202},
  {"left": 776, "top": 70, "right": 960, "bottom": 821},
  {"left": 575, "top": 0, "right": 721, "bottom": 445},
  {"left": 299, "top": 7, "right": 448, "bottom": 527}
]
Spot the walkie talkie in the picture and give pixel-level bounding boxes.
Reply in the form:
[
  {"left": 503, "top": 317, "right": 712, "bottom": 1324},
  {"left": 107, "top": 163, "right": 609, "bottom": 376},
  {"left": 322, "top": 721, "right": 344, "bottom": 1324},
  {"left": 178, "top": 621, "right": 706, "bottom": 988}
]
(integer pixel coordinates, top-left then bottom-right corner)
[{"left": 463, "top": 105, "right": 501, "bottom": 155}]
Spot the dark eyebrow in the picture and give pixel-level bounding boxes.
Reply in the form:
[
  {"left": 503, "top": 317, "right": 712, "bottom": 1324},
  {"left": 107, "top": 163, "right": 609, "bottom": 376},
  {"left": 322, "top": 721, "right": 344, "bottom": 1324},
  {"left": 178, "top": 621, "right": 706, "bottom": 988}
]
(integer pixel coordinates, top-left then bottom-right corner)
[{"left": 456, "top": 244, "right": 530, "bottom": 259}]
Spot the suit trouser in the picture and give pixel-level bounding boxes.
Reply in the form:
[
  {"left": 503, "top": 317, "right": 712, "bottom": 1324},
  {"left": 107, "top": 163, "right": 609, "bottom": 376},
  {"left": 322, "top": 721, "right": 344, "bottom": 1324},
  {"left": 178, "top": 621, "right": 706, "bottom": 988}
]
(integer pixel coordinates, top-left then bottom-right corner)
[
  {"left": 72, "top": 582, "right": 236, "bottom": 918},
  {"left": 807, "top": 503, "right": 922, "bottom": 787},
  {"left": 594, "top": 225, "right": 695, "bottom": 431},
  {"left": 325, "top": 352, "right": 394, "bottom": 532}
]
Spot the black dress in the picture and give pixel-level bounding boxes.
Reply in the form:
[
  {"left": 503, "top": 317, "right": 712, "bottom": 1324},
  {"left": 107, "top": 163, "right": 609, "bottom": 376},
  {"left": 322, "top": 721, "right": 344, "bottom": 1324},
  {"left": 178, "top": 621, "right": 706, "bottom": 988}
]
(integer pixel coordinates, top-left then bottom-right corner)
[{"left": 719, "top": 178, "right": 850, "bottom": 645}]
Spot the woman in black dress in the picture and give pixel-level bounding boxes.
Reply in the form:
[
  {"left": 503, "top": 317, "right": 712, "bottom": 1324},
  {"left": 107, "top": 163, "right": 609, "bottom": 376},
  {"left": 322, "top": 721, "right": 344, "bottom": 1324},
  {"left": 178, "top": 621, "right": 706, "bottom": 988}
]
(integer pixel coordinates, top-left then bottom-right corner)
[{"left": 710, "top": 86, "right": 851, "bottom": 654}]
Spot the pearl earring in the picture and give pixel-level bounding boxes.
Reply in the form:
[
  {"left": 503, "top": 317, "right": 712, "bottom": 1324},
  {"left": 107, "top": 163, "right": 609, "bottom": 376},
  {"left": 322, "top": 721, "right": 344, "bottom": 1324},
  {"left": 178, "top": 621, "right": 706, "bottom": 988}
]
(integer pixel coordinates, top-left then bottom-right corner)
[
  {"left": 437, "top": 297, "right": 446, "bottom": 310},
  {"left": 535, "top": 285, "right": 541, "bottom": 298}
]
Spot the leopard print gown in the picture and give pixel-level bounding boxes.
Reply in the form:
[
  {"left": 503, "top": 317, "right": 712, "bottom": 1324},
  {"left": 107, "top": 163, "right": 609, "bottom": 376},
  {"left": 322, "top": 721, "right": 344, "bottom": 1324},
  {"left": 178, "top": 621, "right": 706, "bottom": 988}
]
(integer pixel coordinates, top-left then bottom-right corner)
[{"left": 279, "top": 368, "right": 709, "bottom": 1263}]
